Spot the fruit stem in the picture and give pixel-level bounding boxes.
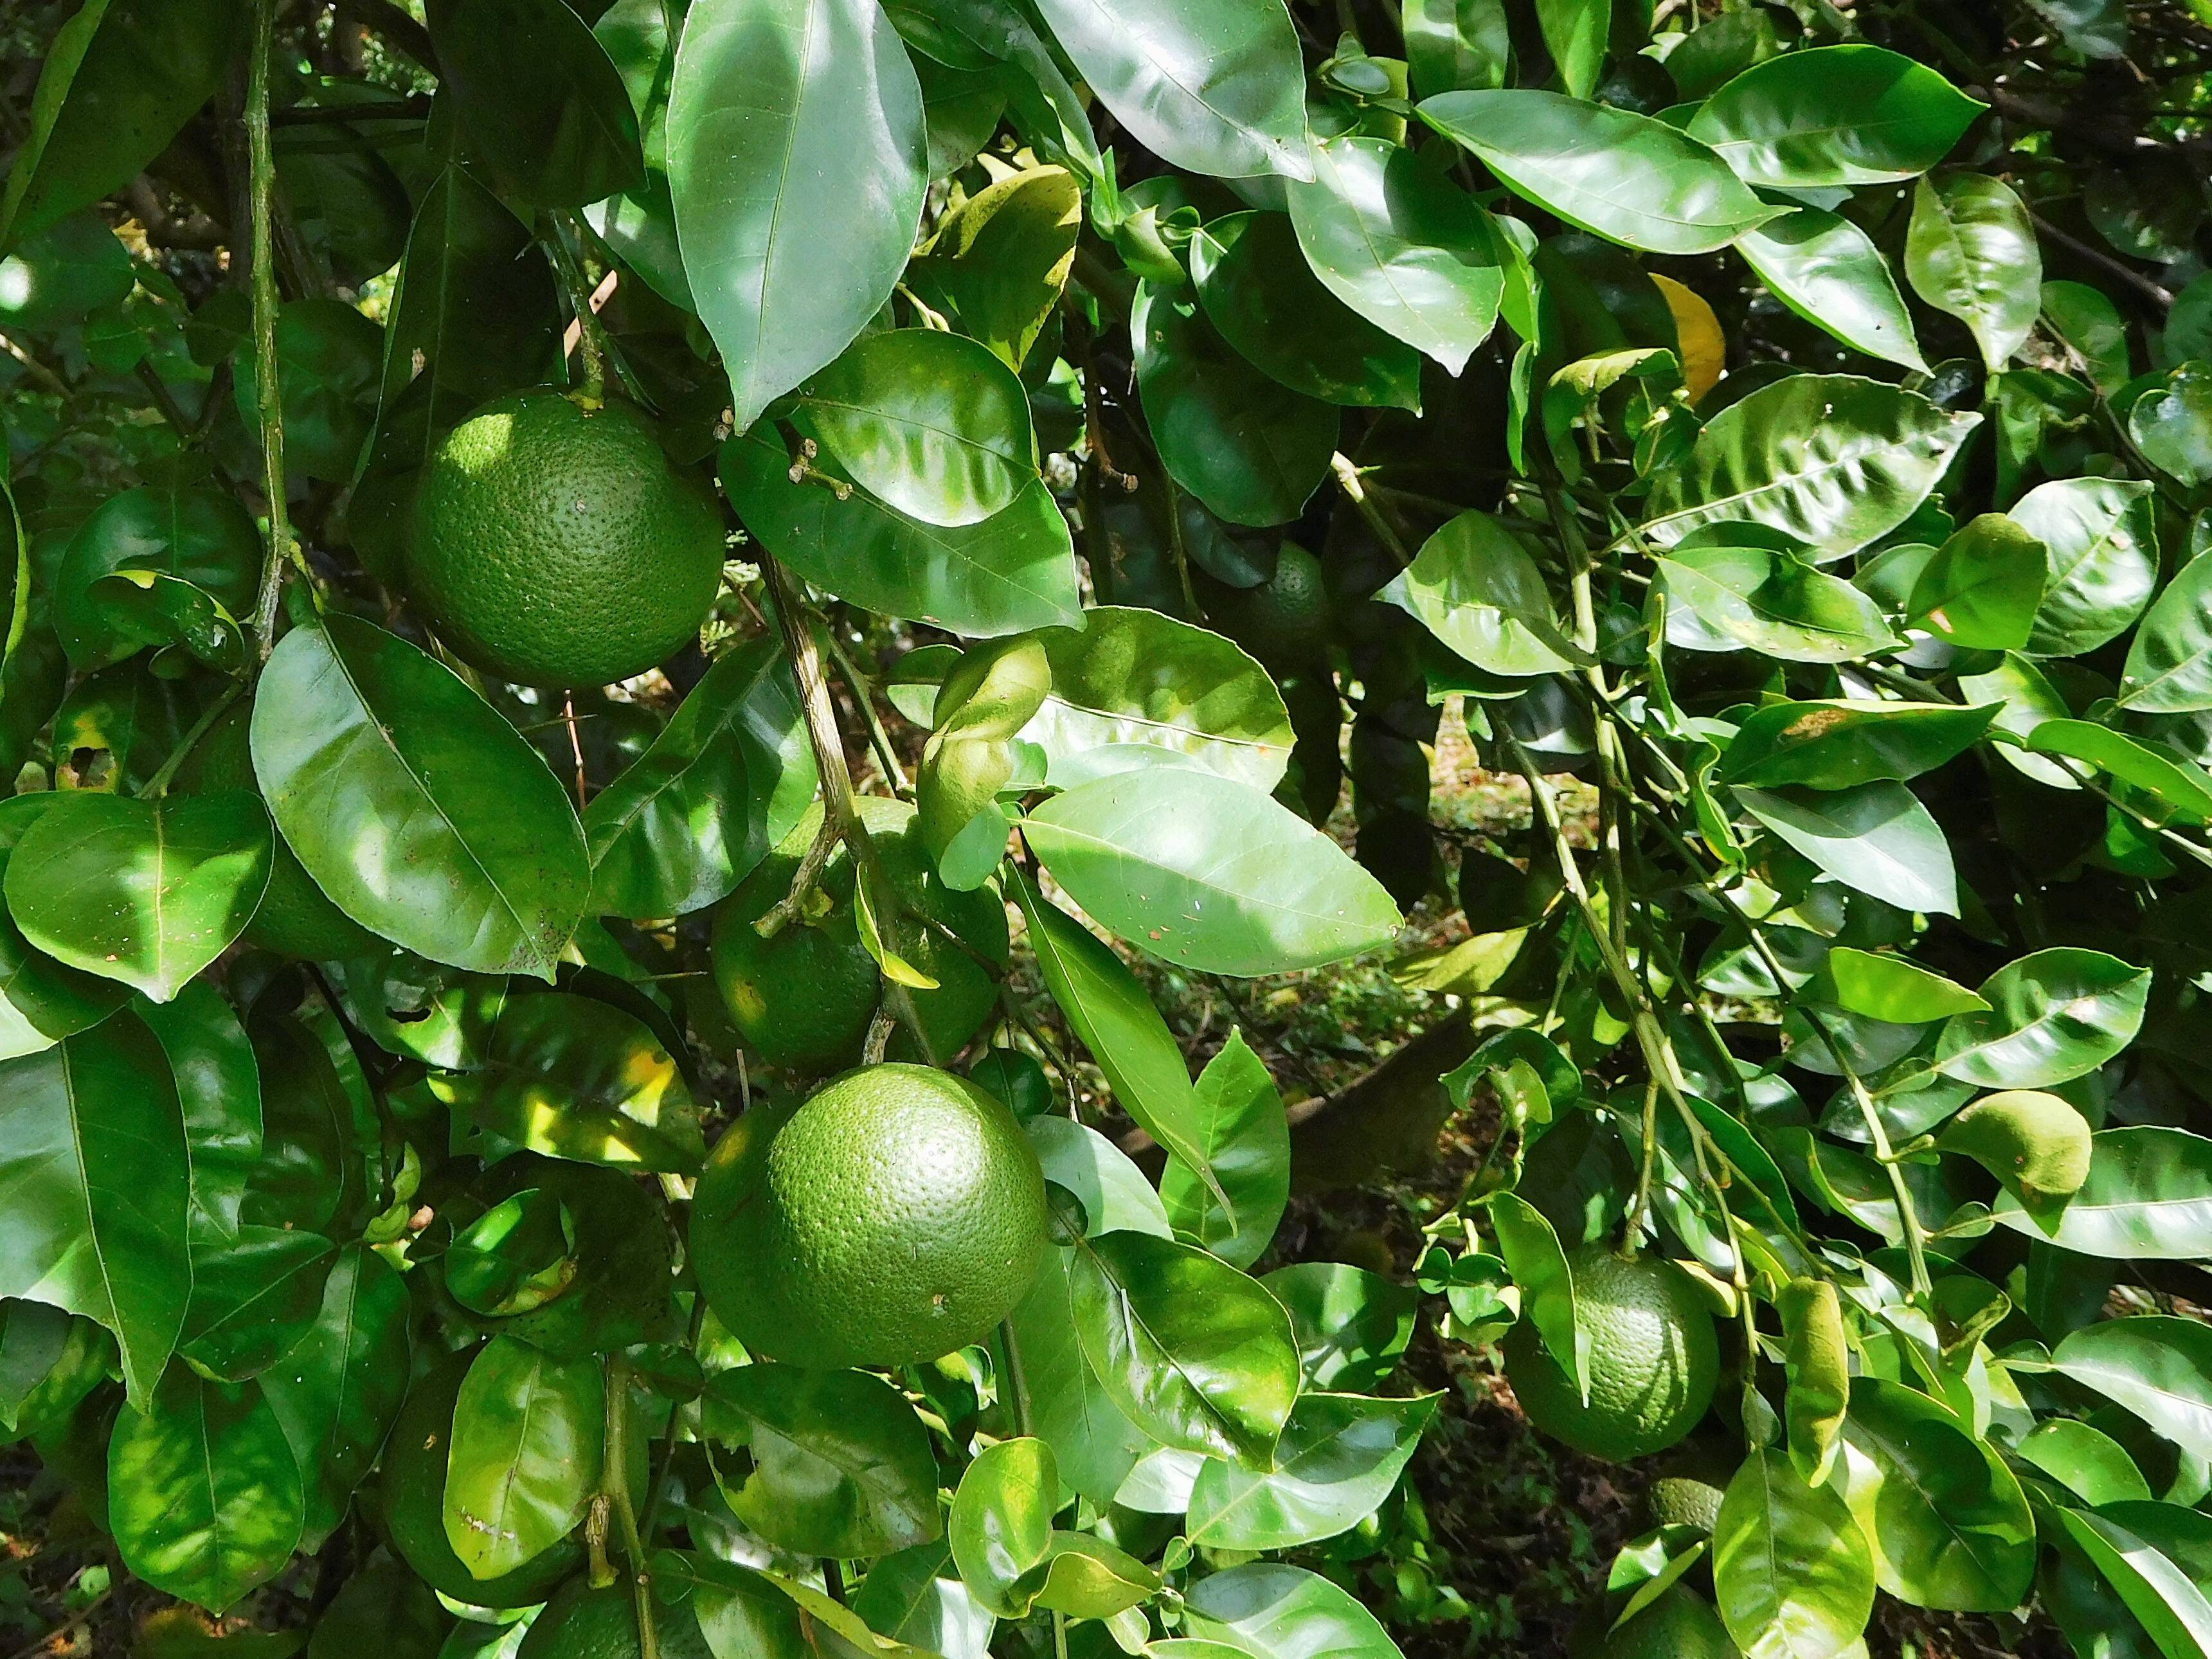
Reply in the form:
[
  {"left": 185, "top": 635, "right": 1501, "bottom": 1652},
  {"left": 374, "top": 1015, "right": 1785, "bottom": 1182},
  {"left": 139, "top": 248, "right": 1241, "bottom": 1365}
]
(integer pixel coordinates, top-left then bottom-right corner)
[
  {"left": 1329, "top": 453, "right": 1413, "bottom": 567},
  {"left": 548, "top": 213, "right": 609, "bottom": 408},
  {"left": 759, "top": 553, "right": 933, "bottom": 1054},
  {"left": 602, "top": 1355, "right": 660, "bottom": 1659},
  {"left": 245, "top": 0, "right": 292, "bottom": 664}
]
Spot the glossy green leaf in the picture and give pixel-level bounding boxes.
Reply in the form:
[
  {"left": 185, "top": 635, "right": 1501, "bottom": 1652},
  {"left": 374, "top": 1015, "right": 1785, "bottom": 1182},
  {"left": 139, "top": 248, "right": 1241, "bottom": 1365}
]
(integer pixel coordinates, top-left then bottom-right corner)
[
  {"left": 443, "top": 1335, "right": 603, "bottom": 1583},
  {"left": 1822, "top": 947, "right": 1987, "bottom": 1023},
  {"left": 2057, "top": 1504, "right": 2212, "bottom": 1659},
  {"left": 1660, "top": 544, "right": 1902, "bottom": 663},
  {"left": 1488, "top": 1192, "right": 1586, "bottom": 1397},
  {"left": 2013, "top": 476, "right": 2158, "bottom": 658},
  {"left": 1029, "top": 1532, "right": 1159, "bottom": 1619},
  {"left": 2043, "top": 280, "right": 2132, "bottom": 393},
  {"left": 4, "top": 789, "right": 270, "bottom": 1003},
  {"left": 177, "top": 1226, "right": 335, "bottom": 1384},
  {"left": 1836, "top": 1377, "right": 2036, "bottom": 1611},
  {"left": 1130, "top": 280, "right": 1338, "bottom": 528},
  {"left": 0, "top": 0, "right": 243, "bottom": 251},
  {"left": 1182, "top": 1565, "right": 1405, "bottom": 1659},
  {"left": 2131, "top": 364, "right": 2212, "bottom": 488},
  {"left": 1935, "top": 948, "right": 2150, "bottom": 1088},
  {"left": 1643, "top": 374, "right": 1979, "bottom": 554},
  {"left": 2119, "top": 552, "right": 2212, "bottom": 714},
  {"left": 1029, "top": 0, "right": 1311, "bottom": 181},
  {"left": 1187, "top": 1390, "right": 1441, "bottom": 1548},
  {"left": 1025, "top": 607, "right": 1293, "bottom": 790},
  {"left": 1066, "top": 1228, "right": 1300, "bottom": 1466},
  {"left": 252, "top": 616, "right": 591, "bottom": 981},
  {"left": 908, "top": 165, "right": 1082, "bottom": 369},
  {"left": 722, "top": 429, "right": 1081, "bottom": 636},
  {"left": 0, "top": 1014, "right": 190, "bottom": 1404},
  {"left": 262, "top": 1245, "right": 413, "bottom": 1548},
  {"left": 0, "top": 846, "right": 130, "bottom": 1064},
  {"left": 242, "top": 1003, "right": 375, "bottom": 1239},
  {"left": 584, "top": 636, "right": 815, "bottom": 919},
  {"left": 2052, "top": 1318, "right": 2212, "bottom": 1464},
  {"left": 1908, "top": 513, "right": 2047, "bottom": 650},
  {"left": 1719, "top": 700, "right": 1996, "bottom": 789},
  {"left": 1285, "top": 135, "right": 1504, "bottom": 374},
  {"left": 949, "top": 1435, "right": 1056, "bottom": 1617},
  {"left": 1736, "top": 208, "right": 1929, "bottom": 373},
  {"left": 1380, "top": 510, "right": 1593, "bottom": 676},
  {"left": 2024, "top": 721, "right": 2212, "bottom": 822},
  {"left": 435, "top": 991, "right": 705, "bottom": 1174},
  {"left": 1006, "top": 1244, "right": 1153, "bottom": 1505},
  {"left": 109, "top": 1367, "right": 305, "bottom": 1614},
  {"left": 1014, "top": 879, "right": 1223, "bottom": 1207},
  {"left": 1905, "top": 173, "right": 2040, "bottom": 373},
  {"left": 1688, "top": 46, "right": 1981, "bottom": 187},
  {"left": 427, "top": 0, "right": 643, "bottom": 206},
  {"left": 1260, "top": 1262, "right": 1419, "bottom": 1391},
  {"left": 1419, "top": 90, "right": 1777, "bottom": 255},
  {"left": 1736, "top": 782, "right": 1958, "bottom": 915},
  {"left": 1714, "top": 1449, "right": 1876, "bottom": 1659},
  {"left": 802, "top": 330, "right": 1038, "bottom": 526},
  {"left": 2017, "top": 1419, "right": 2154, "bottom": 1507},
  {"left": 1191, "top": 212, "right": 1423, "bottom": 411},
  {"left": 1995, "top": 1126, "right": 2212, "bottom": 1259},
  {"left": 1028, "top": 1116, "right": 1172, "bottom": 1239},
  {"left": 705, "top": 1362, "right": 942, "bottom": 1558},
  {"left": 446, "top": 1188, "right": 578, "bottom": 1320},
  {"left": 1025, "top": 769, "right": 1402, "bottom": 975},
  {"left": 52, "top": 482, "right": 260, "bottom": 672},
  {"left": 1535, "top": 0, "right": 1608, "bottom": 96},
  {"left": 1158, "top": 1030, "right": 1290, "bottom": 1269},
  {"left": 668, "top": 0, "right": 928, "bottom": 431},
  {"left": 0, "top": 1302, "right": 110, "bottom": 1442},
  {"left": 232, "top": 296, "right": 385, "bottom": 483},
  {"left": 1403, "top": 0, "right": 1511, "bottom": 96},
  {"left": 849, "top": 1538, "right": 996, "bottom": 1659}
]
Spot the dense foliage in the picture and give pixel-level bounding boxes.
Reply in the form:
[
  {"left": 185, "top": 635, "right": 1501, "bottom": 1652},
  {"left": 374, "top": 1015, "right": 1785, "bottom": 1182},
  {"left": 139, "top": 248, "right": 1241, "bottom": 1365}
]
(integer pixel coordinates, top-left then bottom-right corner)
[{"left": 1, "top": 0, "right": 2209, "bottom": 1655}]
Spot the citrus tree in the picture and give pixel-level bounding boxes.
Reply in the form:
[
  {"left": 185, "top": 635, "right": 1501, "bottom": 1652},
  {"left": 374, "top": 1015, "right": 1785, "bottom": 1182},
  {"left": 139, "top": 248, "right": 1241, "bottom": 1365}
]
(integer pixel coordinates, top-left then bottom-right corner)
[{"left": 0, "top": 0, "right": 2209, "bottom": 1655}]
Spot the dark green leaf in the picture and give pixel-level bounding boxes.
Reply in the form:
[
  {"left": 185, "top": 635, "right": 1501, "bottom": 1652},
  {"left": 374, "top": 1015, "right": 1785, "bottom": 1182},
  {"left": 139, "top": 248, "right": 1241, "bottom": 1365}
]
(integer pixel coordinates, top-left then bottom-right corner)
[
  {"left": 1737, "top": 782, "right": 1957, "bottom": 915},
  {"left": 1904, "top": 173, "right": 2040, "bottom": 373},
  {"left": 253, "top": 616, "right": 591, "bottom": 980},
  {"left": 1935, "top": 948, "right": 2150, "bottom": 1088},
  {"left": 1687, "top": 46, "right": 1981, "bottom": 187},
  {"left": 427, "top": 0, "right": 644, "bottom": 207},
  {"left": 1713, "top": 1449, "right": 1875, "bottom": 1659},
  {"left": 2015, "top": 476, "right": 2157, "bottom": 658},
  {"left": 1909, "top": 514, "right": 2047, "bottom": 650},
  {"left": 1736, "top": 208, "right": 1929, "bottom": 373},
  {"left": 1259, "top": 1263, "right": 1419, "bottom": 1391},
  {"left": 1380, "top": 510, "right": 1593, "bottom": 676},
  {"left": 2118, "top": 544, "right": 2212, "bottom": 713},
  {"left": 177, "top": 1226, "right": 335, "bottom": 1384},
  {"left": 443, "top": 1334, "right": 602, "bottom": 1583},
  {"left": 1719, "top": 700, "right": 1997, "bottom": 789}
]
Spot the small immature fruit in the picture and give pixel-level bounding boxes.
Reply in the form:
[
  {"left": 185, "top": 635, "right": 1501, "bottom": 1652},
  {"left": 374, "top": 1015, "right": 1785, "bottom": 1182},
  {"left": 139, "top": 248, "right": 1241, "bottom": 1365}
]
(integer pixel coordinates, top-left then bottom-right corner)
[
  {"left": 1504, "top": 1243, "right": 1720, "bottom": 1462},
  {"left": 690, "top": 1063, "right": 1050, "bottom": 1370},
  {"left": 516, "top": 1579, "right": 717, "bottom": 1659},
  {"left": 1936, "top": 1089, "right": 2094, "bottom": 1212},
  {"left": 1215, "top": 542, "right": 1333, "bottom": 663},
  {"left": 1596, "top": 1586, "right": 1738, "bottom": 1659},
  {"left": 709, "top": 797, "right": 1007, "bottom": 1072},
  {"left": 409, "top": 391, "right": 726, "bottom": 688}
]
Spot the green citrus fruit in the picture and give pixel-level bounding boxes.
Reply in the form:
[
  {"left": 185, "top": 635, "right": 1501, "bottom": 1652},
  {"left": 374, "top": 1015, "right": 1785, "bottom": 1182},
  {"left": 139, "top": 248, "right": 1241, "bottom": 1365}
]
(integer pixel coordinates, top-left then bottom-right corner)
[
  {"left": 1503, "top": 1244, "right": 1719, "bottom": 1461},
  {"left": 1216, "top": 542, "right": 1333, "bottom": 663},
  {"left": 709, "top": 797, "right": 1007, "bottom": 1073},
  {"left": 409, "top": 391, "right": 725, "bottom": 688},
  {"left": 1596, "top": 1587, "right": 1737, "bottom": 1659},
  {"left": 380, "top": 1351, "right": 582, "bottom": 1606},
  {"left": 516, "top": 1580, "right": 716, "bottom": 1659},
  {"left": 691, "top": 1063, "right": 1049, "bottom": 1369},
  {"left": 184, "top": 704, "right": 383, "bottom": 962},
  {"left": 1644, "top": 1473, "right": 1726, "bottom": 1533}
]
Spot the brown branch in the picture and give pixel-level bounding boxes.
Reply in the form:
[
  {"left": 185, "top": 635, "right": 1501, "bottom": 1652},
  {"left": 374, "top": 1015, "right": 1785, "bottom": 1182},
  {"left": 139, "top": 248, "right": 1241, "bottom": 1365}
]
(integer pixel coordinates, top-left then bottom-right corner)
[{"left": 2028, "top": 210, "right": 2174, "bottom": 314}]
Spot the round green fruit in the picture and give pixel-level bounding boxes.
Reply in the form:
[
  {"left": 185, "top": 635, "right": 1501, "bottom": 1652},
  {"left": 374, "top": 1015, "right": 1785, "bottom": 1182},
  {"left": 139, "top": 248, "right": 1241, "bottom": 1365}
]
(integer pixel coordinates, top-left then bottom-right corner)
[
  {"left": 409, "top": 391, "right": 725, "bottom": 688},
  {"left": 380, "top": 1351, "right": 583, "bottom": 1607},
  {"left": 709, "top": 797, "right": 1007, "bottom": 1073},
  {"left": 1596, "top": 1587, "right": 1737, "bottom": 1659},
  {"left": 516, "top": 1579, "right": 716, "bottom": 1659},
  {"left": 1215, "top": 542, "right": 1333, "bottom": 663},
  {"left": 1503, "top": 1244, "right": 1719, "bottom": 1462},
  {"left": 690, "top": 1063, "right": 1049, "bottom": 1369},
  {"left": 184, "top": 704, "right": 382, "bottom": 962}
]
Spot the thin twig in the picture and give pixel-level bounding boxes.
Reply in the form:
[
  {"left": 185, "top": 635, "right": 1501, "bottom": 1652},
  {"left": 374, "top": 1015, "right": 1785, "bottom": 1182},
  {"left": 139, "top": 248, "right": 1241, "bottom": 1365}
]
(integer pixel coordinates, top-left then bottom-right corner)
[{"left": 603, "top": 1356, "right": 659, "bottom": 1659}]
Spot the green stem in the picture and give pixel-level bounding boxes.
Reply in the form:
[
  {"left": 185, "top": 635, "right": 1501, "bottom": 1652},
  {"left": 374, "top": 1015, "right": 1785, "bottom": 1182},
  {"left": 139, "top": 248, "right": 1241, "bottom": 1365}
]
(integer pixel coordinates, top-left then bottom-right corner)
[
  {"left": 603, "top": 1355, "right": 659, "bottom": 1659},
  {"left": 548, "top": 215, "right": 609, "bottom": 406},
  {"left": 246, "top": 0, "right": 291, "bottom": 662},
  {"left": 139, "top": 680, "right": 245, "bottom": 800}
]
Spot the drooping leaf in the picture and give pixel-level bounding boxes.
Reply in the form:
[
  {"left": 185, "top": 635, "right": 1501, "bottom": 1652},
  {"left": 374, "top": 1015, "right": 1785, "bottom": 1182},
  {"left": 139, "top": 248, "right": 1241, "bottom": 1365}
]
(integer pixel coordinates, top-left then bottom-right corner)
[
  {"left": 584, "top": 636, "right": 815, "bottom": 919},
  {"left": 1023, "top": 769, "right": 1403, "bottom": 975},
  {"left": 1419, "top": 90, "right": 1777, "bottom": 255},
  {"left": 1904, "top": 172, "right": 2040, "bottom": 373},
  {"left": 1736, "top": 209, "right": 1929, "bottom": 373},
  {"left": 0, "top": 1014, "right": 190, "bottom": 1404},
  {"left": 1713, "top": 1449, "right": 1876, "bottom": 1659},
  {"left": 1736, "top": 782, "right": 1958, "bottom": 915},
  {"left": 252, "top": 616, "right": 591, "bottom": 982},
  {"left": 1380, "top": 510, "right": 1594, "bottom": 677},
  {"left": 1158, "top": 1030, "right": 1291, "bottom": 1270},
  {"left": 667, "top": 0, "right": 928, "bottom": 431}
]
